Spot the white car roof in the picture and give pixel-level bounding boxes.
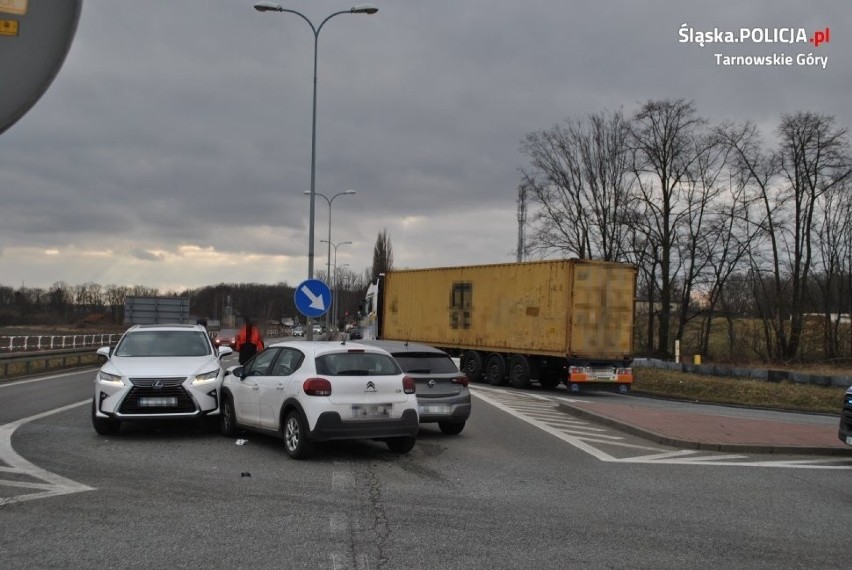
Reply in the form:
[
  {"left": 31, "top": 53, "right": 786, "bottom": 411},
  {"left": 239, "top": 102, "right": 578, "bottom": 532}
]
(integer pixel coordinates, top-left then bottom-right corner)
[
  {"left": 358, "top": 340, "right": 449, "bottom": 355},
  {"left": 269, "top": 340, "right": 392, "bottom": 357},
  {"left": 126, "top": 324, "right": 207, "bottom": 333}
]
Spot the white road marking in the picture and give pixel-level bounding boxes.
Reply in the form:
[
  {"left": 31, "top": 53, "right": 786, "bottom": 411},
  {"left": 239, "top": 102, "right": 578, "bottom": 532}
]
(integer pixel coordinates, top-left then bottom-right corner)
[
  {"left": 470, "top": 386, "right": 852, "bottom": 470},
  {"left": 0, "top": 369, "right": 93, "bottom": 388},
  {"left": 0, "top": 399, "right": 94, "bottom": 506}
]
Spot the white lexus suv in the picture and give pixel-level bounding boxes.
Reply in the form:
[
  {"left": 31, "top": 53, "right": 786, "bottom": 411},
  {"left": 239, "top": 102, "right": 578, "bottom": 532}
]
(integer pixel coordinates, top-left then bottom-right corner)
[{"left": 92, "top": 324, "right": 233, "bottom": 434}]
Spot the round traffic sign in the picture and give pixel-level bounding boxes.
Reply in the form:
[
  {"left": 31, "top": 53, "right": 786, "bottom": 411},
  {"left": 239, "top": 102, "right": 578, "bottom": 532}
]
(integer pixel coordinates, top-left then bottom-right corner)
[
  {"left": 294, "top": 279, "right": 332, "bottom": 319},
  {"left": 0, "top": 0, "right": 83, "bottom": 134}
]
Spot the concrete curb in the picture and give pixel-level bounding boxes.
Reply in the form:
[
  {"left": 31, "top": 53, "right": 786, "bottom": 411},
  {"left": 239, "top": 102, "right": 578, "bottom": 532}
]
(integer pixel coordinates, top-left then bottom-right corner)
[{"left": 557, "top": 403, "right": 852, "bottom": 457}]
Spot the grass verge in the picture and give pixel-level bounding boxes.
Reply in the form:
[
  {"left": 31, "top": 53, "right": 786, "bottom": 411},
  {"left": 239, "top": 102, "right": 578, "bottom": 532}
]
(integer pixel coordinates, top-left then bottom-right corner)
[{"left": 633, "top": 367, "right": 847, "bottom": 414}]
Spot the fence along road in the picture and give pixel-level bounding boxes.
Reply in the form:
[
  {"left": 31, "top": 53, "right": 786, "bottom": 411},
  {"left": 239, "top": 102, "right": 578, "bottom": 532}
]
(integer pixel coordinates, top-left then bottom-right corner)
[
  {"left": 0, "top": 334, "right": 117, "bottom": 380},
  {"left": 0, "top": 333, "right": 119, "bottom": 352}
]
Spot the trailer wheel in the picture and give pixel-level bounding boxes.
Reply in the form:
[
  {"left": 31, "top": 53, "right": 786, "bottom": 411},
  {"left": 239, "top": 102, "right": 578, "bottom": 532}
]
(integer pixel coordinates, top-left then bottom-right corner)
[
  {"left": 508, "top": 355, "right": 531, "bottom": 388},
  {"left": 485, "top": 353, "right": 507, "bottom": 386},
  {"left": 461, "top": 351, "right": 483, "bottom": 382}
]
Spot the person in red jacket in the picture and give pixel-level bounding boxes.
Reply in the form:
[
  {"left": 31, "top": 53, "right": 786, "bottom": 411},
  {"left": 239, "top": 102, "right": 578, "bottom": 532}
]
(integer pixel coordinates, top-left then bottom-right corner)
[{"left": 235, "top": 317, "right": 264, "bottom": 364}]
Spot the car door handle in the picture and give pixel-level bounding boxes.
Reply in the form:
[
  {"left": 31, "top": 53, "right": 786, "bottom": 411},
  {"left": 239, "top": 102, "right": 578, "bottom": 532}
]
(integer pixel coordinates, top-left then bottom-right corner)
[
  {"left": 276, "top": 383, "right": 285, "bottom": 390},
  {"left": 251, "top": 385, "right": 259, "bottom": 391}
]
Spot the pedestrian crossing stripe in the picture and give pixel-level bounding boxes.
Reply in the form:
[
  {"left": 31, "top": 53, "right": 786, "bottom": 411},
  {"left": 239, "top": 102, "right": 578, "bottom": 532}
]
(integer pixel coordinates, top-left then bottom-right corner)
[{"left": 471, "top": 385, "right": 852, "bottom": 470}]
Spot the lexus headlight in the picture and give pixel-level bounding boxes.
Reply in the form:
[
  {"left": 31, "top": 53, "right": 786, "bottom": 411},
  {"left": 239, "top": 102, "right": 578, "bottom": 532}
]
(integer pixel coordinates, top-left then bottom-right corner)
[
  {"left": 191, "top": 370, "right": 220, "bottom": 385},
  {"left": 98, "top": 371, "right": 124, "bottom": 386}
]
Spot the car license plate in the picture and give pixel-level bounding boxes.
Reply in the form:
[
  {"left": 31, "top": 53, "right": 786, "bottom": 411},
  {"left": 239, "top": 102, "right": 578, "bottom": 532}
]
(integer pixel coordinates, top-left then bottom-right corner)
[
  {"left": 420, "top": 404, "right": 451, "bottom": 415},
  {"left": 139, "top": 396, "right": 178, "bottom": 407},
  {"left": 351, "top": 404, "right": 391, "bottom": 419},
  {"left": 846, "top": 436, "right": 852, "bottom": 446}
]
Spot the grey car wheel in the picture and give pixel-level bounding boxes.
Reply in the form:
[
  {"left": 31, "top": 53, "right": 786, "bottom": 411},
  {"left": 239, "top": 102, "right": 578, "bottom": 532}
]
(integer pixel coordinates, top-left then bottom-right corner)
[
  {"left": 438, "top": 421, "right": 465, "bottom": 435},
  {"left": 386, "top": 436, "right": 416, "bottom": 453},
  {"left": 283, "top": 410, "right": 312, "bottom": 459}
]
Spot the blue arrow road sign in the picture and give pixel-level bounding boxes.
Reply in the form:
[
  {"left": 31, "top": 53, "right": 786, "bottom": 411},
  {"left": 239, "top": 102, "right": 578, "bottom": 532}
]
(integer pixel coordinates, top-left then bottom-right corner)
[{"left": 294, "top": 279, "right": 332, "bottom": 318}]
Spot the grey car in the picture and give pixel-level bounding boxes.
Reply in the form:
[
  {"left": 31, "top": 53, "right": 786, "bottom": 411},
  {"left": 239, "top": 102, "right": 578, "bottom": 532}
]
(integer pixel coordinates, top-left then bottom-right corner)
[{"left": 360, "top": 340, "right": 471, "bottom": 434}]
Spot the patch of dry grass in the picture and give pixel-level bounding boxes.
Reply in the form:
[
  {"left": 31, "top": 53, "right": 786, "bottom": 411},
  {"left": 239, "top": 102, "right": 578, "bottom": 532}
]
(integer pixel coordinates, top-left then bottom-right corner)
[{"left": 633, "top": 367, "right": 847, "bottom": 414}]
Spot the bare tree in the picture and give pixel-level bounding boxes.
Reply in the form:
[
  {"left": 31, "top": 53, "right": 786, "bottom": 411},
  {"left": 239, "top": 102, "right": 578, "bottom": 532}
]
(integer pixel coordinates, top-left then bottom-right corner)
[
  {"left": 716, "top": 120, "right": 783, "bottom": 359},
  {"left": 104, "top": 285, "right": 129, "bottom": 323},
  {"left": 48, "top": 282, "right": 72, "bottom": 320},
  {"left": 370, "top": 229, "right": 394, "bottom": 283},
  {"left": 813, "top": 178, "right": 852, "bottom": 357},
  {"left": 520, "top": 109, "right": 634, "bottom": 261},
  {"left": 773, "top": 112, "right": 851, "bottom": 359},
  {"left": 520, "top": 120, "right": 588, "bottom": 258},
  {"left": 721, "top": 114, "right": 851, "bottom": 360},
  {"left": 672, "top": 131, "right": 730, "bottom": 343},
  {"left": 629, "top": 98, "right": 712, "bottom": 357}
]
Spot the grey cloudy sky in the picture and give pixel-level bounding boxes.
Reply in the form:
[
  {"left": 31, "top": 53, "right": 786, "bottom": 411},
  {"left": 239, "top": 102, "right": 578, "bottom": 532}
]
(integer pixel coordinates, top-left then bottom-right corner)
[{"left": 1, "top": 0, "right": 849, "bottom": 291}]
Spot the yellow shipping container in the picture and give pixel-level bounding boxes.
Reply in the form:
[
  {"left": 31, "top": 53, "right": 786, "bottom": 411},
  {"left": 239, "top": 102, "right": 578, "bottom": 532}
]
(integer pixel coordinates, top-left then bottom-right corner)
[{"left": 380, "top": 259, "right": 635, "bottom": 360}]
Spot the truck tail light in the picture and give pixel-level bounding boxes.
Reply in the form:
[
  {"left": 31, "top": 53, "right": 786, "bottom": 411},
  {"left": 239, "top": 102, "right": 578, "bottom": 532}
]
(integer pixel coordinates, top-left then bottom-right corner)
[
  {"left": 452, "top": 375, "right": 469, "bottom": 387},
  {"left": 569, "top": 366, "right": 589, "bottom": 381},
  {"left": 403, "top": 376, "right": 416, "bottom": 394},
  {"left": 303, "top": 378, "right": 332, "bottom": 396}
]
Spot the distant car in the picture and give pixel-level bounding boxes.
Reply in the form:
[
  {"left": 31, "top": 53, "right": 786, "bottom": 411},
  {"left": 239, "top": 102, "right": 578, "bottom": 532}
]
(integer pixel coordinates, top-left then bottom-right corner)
[
  {"left": 219, "top": 341, "right": 419, "bottom": 458},
  {"left": 214, "top": 328, "right": 237, "bottom": 349},
  {"left": 360, "top": 340, "right": 471, "bottom": 435},
  {"left": 839, "top": 386, "right": 852, "bottom": 446},
  {"left": 91, "top": 324, "right": 233, "bottom": 435},
  {"left": 292, "top": 326, "right": 305, "bottom": 337},
  {"left": 348, "top": 328, "right": 363, "bottom": 340}
]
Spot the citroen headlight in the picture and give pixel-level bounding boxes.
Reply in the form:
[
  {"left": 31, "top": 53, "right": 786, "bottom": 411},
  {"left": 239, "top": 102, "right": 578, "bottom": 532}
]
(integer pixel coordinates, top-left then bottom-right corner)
[
  {"left": 191, "top": 370, "right": 220, "bottom": 385},
  {"left": 98, "top": 371, "right": 124, "bottom": 386}
]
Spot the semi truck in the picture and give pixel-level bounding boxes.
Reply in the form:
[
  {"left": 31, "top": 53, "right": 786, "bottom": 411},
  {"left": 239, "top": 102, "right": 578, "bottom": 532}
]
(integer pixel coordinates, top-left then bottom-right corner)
[{"left": 358, "top": 259, "right": 636, "bottom": 392}]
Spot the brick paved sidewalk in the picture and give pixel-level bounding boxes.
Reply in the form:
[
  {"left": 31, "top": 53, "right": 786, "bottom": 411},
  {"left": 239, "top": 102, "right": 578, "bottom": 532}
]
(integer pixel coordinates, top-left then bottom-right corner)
[{"left": 558, "top": 399, "right": 852, "bottom": 456}]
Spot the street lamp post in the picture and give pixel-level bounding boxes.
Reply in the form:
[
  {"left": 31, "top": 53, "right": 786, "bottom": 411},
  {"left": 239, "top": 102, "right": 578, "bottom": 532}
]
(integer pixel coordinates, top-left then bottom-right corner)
[
  {"left": 306, "top": 188, "right": 356, "bottom": 288},
  {"left": 320, "top": 239, "right": 352, "bottom": 331},
  {"left": 254, "top": 2, "right": 377, "bottom": 340}
]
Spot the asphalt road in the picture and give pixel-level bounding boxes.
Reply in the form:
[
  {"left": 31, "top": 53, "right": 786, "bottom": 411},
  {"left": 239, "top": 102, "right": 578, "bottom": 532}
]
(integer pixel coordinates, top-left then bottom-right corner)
[{"left": 0, "top": 365, "right": 849, "bottom": 570}]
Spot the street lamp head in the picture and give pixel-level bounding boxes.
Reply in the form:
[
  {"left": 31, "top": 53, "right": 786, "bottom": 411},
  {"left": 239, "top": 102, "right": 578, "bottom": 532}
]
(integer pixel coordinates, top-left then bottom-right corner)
[
  {"left": 350, "top": 4, "right": 379, "bottom": 15},
  {"left": 343, "top": 189, "right": 357, "bottom": 195},
  {"left": 254, "top": 1, "right": 284, "bottom": 12}
]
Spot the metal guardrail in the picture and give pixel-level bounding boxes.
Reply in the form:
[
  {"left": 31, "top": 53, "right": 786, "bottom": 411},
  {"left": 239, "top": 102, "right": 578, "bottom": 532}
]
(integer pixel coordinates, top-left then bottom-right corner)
[
  {"left": 0, "top": 334, "right": 120, "bottom": 352},
  {"left": 0, "top": 346, "right": 111, "bottom": 380}
]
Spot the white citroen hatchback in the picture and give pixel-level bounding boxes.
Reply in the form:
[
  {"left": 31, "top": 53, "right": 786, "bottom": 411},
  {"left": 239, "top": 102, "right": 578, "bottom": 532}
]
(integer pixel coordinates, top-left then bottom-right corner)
[
  {"left": 92, "top": 324, "right": 233, "bottom": 434},
  {"left": 220, "top": 340, "right": 419, "bottom": 458}
]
